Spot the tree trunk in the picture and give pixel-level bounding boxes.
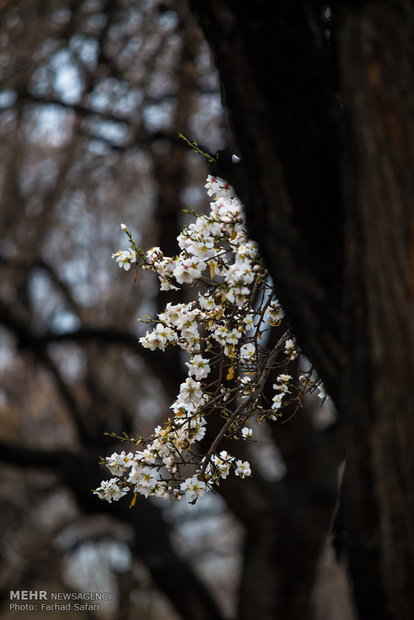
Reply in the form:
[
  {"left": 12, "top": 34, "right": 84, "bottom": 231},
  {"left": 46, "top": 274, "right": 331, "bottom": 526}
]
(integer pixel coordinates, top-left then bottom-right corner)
[
  {"left": 340, "top": 3, "right": 414, "bottom": 618},
  {"left": 190, "top": 0, "right": 345, "bottom": 401},
  {"left": 190, "top": 1, "right": 414, "bottom": 618}
]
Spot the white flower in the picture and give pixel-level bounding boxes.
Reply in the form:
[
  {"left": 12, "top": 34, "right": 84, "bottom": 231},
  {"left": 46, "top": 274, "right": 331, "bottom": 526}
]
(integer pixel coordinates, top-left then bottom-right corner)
[
  {"left": 180, "top": 475, "right": 208, "bottom": 502},
  {"left": 210, "top": 450, "right": 234, "bottom": 479},
  {"left": 225, "top": 328, "right": 242, "bottom": 346},
  {"left": 179, "top": 321, "right": 200, "bottom": 343},
  {"left": 318, "top": 383, "right": 327, "bottom": 400},
  {"left": 106, "top": 451, "right": 134, "bottom": 476},
  {"left": 277, "top": 374, "right": 291, "bottom": 383},
  {"left": 156, "top": 257, "right": 175, "bottom": 278},
  {"left": 93, "top": 479, "right": 129, "bottom": 503},
  {"left": 243, "top": 314, "right": 255, "bottom": 332},
  {"left": 127, "top": 463, "right": 142, "bottom": 485},
  {"left": 153, "top": 482, "right": 170, "bottom": 499},
  {"left": 139, "top": 323, "right": 176, "bottom": 351},
  {"left": 224, "top": 285, "right": 250, "bottom": 307},
  {"left": 159, "top": 302, "right": 186, "bottom": 325},
  {"left": 136, "top": 448, "right": 157, "bottom": 465},
  {"left": 211, "top": 325, "right": 228, "bottom": 345},
  {"left": 274, "top": 374, "right": 291, "bottom": 394},
  {"left": 205, "top": 175, "right": 235, "bottom": 199},
  {"left": 194, "top": 214, "right": 220, "bottom": 237},
  {"left": 272, "top": 393, "right": 284, "bottom": 409},
  {"left": 139, "top": 466, "right": 159, "bottom": 488},
  {"left": 186, "top": 354, "right": 211, "bottom": 380},
  {"left": 241, "top": 427, "right": 253, "bottom": 439},
  {"left": 146, "top": 246, "right": 163, "bottom": 264},
  {"left": 236, "top": 241, "right": 259, "bottom": 262},
  {"left": 189, "top": 415, "right": 207, "bottom": 441},
  {"left": 211, "top": 196, "right": 241, "bottom": 223},
  {"left": 226, "top": 261, "right": 255, "bottom": 286},
  {"left": 186, "top": 236, "right": 216, "bottom": 261},
  {"left": 139, "top": 333, "right": 158, "bottom": 351},
  {"left": 112, "top": 249, "right": 136, "bottom": 271},
  {"left": 173, "top": 255, "right": 206, "bottom": 284},
  {"left": 159, "top": 277, "right": 179, "bottom": 291},
  {"left": 175, "top": 307, "right": 200, "bottom": 330},
  {"left": 240, "top": 342, "right": 255, "bottom": 360},
  {"left": 178, "top": 378, "right": 205, "bottom": 411},
  {"left": 198, "top": 293, "right": 216, "bottom": 312},
  {"left": 234, "top": 460, "right": 251, "bottom": 478},
  {"left": 284, "top": 338, "right": 298, "bottom": 360}
]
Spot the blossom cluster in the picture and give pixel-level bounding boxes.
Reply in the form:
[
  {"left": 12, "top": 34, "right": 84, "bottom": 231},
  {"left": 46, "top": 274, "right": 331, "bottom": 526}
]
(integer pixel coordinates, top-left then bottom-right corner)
[{"left": 96, "top": 175, "right": 315, "bottom": 505}]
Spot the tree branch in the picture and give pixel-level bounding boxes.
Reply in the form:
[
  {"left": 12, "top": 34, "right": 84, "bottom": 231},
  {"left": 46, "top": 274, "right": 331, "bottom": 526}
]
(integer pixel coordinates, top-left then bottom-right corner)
[{"left": 0, "top": 439, "right": 225, "bottom": 620}]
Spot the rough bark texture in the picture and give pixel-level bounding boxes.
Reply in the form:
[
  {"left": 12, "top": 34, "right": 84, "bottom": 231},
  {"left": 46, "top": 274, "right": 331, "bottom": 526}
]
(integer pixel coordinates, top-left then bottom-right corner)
[
  {"left": 340, "top": 3, "right": 414, "bottom": 618},
  {"left": 190, "top": 1, "right": 414, "bottom": 618},
  {"left": 202, "top": 393, "right": 340, "bottom": 620},
  {"left": 191, "top": 0, "right": 345, "bottom": 402}
]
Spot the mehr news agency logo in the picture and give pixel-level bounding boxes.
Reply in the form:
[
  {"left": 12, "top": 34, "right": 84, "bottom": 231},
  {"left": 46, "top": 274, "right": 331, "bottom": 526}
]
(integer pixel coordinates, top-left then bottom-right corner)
[{"left": 9, "top": 590, "right": 115, "bottom": 613}]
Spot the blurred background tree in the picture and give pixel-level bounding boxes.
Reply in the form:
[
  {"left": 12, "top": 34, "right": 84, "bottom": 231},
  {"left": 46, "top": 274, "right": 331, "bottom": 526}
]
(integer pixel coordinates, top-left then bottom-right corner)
[{"left": 0, "top": 1, "right": 355, "bottom": 619}]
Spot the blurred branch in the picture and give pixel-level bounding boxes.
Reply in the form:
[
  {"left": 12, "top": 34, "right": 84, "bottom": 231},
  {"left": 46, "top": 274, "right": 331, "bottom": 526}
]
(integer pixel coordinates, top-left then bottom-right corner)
[
  {"left": 21, "top": 91, "right": 132, "bottom": 125},
  {"left": 40, "top": 327, "right": 183, "bottom": 388},
  {"left": 36, "top": 258, "right": 83, "bottom": 318},
  {"left": 0, "top": 295, "right": 183, "bottom": 409},
  {"left": 0, "top": 440, "right": 71, "bottom": 469},
  {"left": 0, "top": 298, "right": 94, "bottom": 444},
  {"left": 0, "top": 438, "right": 225, "bottom": 620}
]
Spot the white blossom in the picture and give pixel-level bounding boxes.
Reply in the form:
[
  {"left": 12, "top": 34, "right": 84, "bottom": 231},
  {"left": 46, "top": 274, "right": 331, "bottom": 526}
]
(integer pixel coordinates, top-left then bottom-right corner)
[
  {"left": 112, "top": 249, "right": 136, "bottom": 271},
  {"left": 93, "top": 479, "right": 129, "bottom": 503},
  {"left": 106, "top": 451, "right": 134, "bottom": 476},
  {"left": 210, "top": 450, "right": 234, "bottom": 479},
  {"left": 97, "top": 173, "right": 318, "bottom": 506},
  {"left": 240, "top": 342, "right": 255, "bottom": 360},
  {"left": 318, "top": 383, "right": 327, "bottom": 400},
  {"left": 180, "top": 475, "right": 208, "bottom": 502},
  {"left": 186, "top": 354, "right": 211, "bottom": 380},
  {"left": 241, "top": 427, "right": 253, "bottom": 439},
  {"left": 234, "top": 460, "right": 252, "bottom": 478},
  {"left": 284, "top": 338, "right": 299, "bottom": 360}
]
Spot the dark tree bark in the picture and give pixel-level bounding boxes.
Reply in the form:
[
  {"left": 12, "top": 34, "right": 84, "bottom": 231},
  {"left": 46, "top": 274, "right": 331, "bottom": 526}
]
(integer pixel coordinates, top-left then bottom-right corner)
[
  {"left": 340, "top": 3, "right": 414, "bottom": 619},
  {"left": 201, "top": 382, "right": 340, "bottom": 620},
  {"left": 190, "top": 0, "right": 345, "bottom": 401},
  {"left": 190, "top": 1, "right": 414, "bottom": 619}
]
